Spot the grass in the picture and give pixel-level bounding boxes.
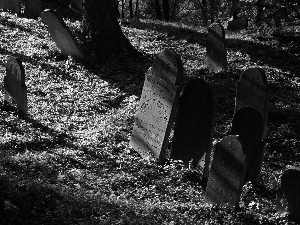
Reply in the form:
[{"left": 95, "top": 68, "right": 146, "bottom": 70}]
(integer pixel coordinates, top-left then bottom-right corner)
[{"left": 0, "top": 4, "right": 300, "bottom": 225}]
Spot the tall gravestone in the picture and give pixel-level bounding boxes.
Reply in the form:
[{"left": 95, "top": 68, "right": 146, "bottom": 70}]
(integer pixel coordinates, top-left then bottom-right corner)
[
  {"left": 41, "top": 9, "right": 84, "bottom": 59},
  {"left": 228, "top": 107, "right": 264, "bottom": 183},
  {"left": 0, "top": 0, "right": 21, "bottom": 14},
  {"left": 130, "top": 49, "right": 183, "bottom": 160},
  {"left": 205, "top": 135, "right": 247, "bottom": 208},
  {"left": 4, "top": 57, "right": 27, "bottom": 114},
  {"left": 25, "top": 0, "right": 43, "bottom": 19},
  {"left": 277, "top": 166, "right": 300, "bottom": 223},
  {"left": 170, "top": 79, "right": 216, "bottom": 179},
  {"left": 206, "top": 23, "right": 227, "bottom": 72}
]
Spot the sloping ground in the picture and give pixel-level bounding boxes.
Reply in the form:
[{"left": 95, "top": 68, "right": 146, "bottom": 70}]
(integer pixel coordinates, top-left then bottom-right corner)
[{"left": 0, "top": 8, "right": 300, "bottom": 224}]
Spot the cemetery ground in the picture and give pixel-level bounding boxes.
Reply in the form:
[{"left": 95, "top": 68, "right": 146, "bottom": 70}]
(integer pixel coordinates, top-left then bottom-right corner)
[{"left": 0, "top": 9, "right": 300, "bottom": 225}]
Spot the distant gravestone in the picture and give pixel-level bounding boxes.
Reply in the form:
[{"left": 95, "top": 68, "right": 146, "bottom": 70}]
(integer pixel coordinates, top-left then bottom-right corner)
[
  {"left": 206, "top": 23, "right": 227, "bottom": 72},
  {"left": 235, "top": 68, "right": 268, "bottom": 139},
  {"left": 0, "top": 0, "right": 21, "bottom": 14},
  {"left": 41, "top": 9, "right": 84, "bottom": 59},
  {"left": 25, "top": 0, "right": 43, "bottom": 19},
  {"left": 229, "top": 107, "right": 264, "bottom": 183},
  {"left": 171, "top": 79, "right": 216, "bottom": 179},
  {"left": 130, "top": 49, "right": 183, "bottom": 160},
  {"left": 4, "top": 57, "right": 27, "bottom": 114},
  {"left": 205, "top": 135, "right": 247, "bottom": 208},
  {"left": 277, "top": 166, "right": 300, "bottom": 223},
  {"left": 227, "top": 18, "right": 248, "bottom": 31}
]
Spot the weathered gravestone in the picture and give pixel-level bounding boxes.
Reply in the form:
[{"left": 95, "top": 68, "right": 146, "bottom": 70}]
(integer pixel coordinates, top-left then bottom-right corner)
[
  {"left": 41, "top": 9, "right": 84, "bottom": 59},
  {"left": 276, "top": 166, "right": 300, "bottom": 223},
  {"left": 171, "top": 79, "right": 216, "bottom": 179},
  {"left": 206, "top": 23, "right": 227, "bottom": 72},
  {"left": 228, "top": 107, "right": 264, "bottom": 183},
  {"left": 235, "top": 68, "right": 268, "bottom": 139},
  {"left": 70, "top": 0, "right": 85, "bottom": 15},
  {"left": 25, "top": 0, "right": 43, "bottom": 19},
  {"left": 4, "top": 57, "right": 27, "bottom": 114},
  {"left": 130, "top": 49, "right": 183, "bottom": 160},
  {"left": 227, "top": 18, "right": 248, "bottom": 31},
  {"left": 205, "top": 135, "right": 247, "bottom": 208},
  {"left": 0, "top": 0, "right": 21, "bottom": 14}
]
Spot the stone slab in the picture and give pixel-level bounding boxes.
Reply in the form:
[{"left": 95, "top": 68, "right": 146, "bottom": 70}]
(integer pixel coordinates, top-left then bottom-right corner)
[
  {"left": 130, "top": 49, "right": 183, "bottom": 159},
  {"left": 4, "top": 57, "right": 27, "bottom": 114},
  {"left": 206, "top": 23, "right": 227, "bottom": 72},
  {"left": 205, "top": 135, "right": 247, "bottom": 208},
  {"left": 41, "top": 9, "right": 84, "bottom": 59},
  {"left": 227, "top": 18, "right": 248, "bottom": 31},
  {"left": 25, "top": 0, "right": 43, "bottom": 18},
  {"left": 0, "top": 0, "right": 21, "bottom": 14},
  {"left": 171, "top": 79, "right": 216, "bottom": 179}
]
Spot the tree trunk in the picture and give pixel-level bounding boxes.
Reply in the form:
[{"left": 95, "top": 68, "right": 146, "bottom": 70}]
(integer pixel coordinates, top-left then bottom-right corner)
[
  {"left": 121, "top": 0, "right": 125, "bottom": 18},
  {"left": 129, "top": 0, "right": 134, "bottom": 17},
  {"left": 162, "top": 0, "right": 170, "bottom": 21},
  {"left": 210, "top": 0, "right": 215, "bottom": 23},
  {"left": 202, "top": 0, "right": 208, "bottom": 26},
  {"left": 154, "top": 0, "right": 162, "bottom": 20},
  {"left": 135, "top": 0, "right": 139, "bottom": 17},
  {"left": 231, "top": 0, "right": 239, "bottom": 19},
  {"left": 86, "top": 0, "right": 136, "bottom": 64},
  {"left": 170, "top": 0, "right": 178, "bottom": 21}
]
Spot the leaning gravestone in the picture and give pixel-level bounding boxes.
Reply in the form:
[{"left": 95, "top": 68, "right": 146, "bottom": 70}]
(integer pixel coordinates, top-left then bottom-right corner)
[
  {"left": 130, "top": 49, "right": 183, "bottom": 160},
  {"left": 25, "top": 0, "right": 43, "bottom": 19},
  {"left": 41, "top": 9, "right": 84, "bottom": 59},
  {"left": 206, "top": 23, "right": 227, "bottom": 72},
  {"left": 227, "top": 18, "right": 248, "bottom": 31},
  {"left": 0, "top": 0, "right": 21, "bottom": 14},
  {"left": 277, "top": 166, "right": 300, "bottom": 223},
  {"left": 205, "top": 135, "right": 247, "bottom": 208},
  {"left": 171, "top": 79, "right": 216, "bottom": 179},
  {"left": 228, "top": 107, "right": 264, "bottom": 183},
  {"left": 4, "top": 57, "right": 27, "bottom": 114}
]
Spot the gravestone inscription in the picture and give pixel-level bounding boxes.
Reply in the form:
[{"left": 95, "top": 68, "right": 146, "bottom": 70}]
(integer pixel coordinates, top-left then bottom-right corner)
[
  {"left": 4, "top": 57, "right": 27, "bottom": 114},
  {"left": 206, "top": 23, "right": 227, "bottom": 72},
  {"left": 277, "top": 166, "right": 300, "bottom": 223},
  {"left": 171, "top": 79, "right": 216, "bottom": 179},
  {"left": 130, "top": 49, "right": 183, "bottom": 160},
  {"left": 205, "top": 135, "right": 247, "bottom": 208},
  {"left": 41, "top": 9, "right": 84, "bottom": 59},
  {"left": 25, "top": 0, "right": 43, "bottom": 19},
  {"left": 0, "top": 0, "right": 21, "bottom": 14},
  {"left": 229, "top": 107, "right": 264, "bottom": 183}
]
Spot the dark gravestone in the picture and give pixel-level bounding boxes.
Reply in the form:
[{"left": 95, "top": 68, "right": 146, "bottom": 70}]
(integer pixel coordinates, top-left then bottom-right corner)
[
  {"left": 277, "top": 166, "right": 300, "bottom": 223},
  {"left": 205, "top": 135, "right": 247, "bottom": 208},
  {"left": 235, "top": 68, "right": 268, "bottom": 139},
  {"left": 4, "top": 57, "right": 27, "bottom": 114},
  {"left": 25, "top": 0, "right": 43, "bottom": 19},
  {"left": 206, "top": 23, "right": 227, "bottom": 72},
  {"left": 171, "top": 79, "right": 216, "bottom": 179},
  {"left": 0, "top": 0, "right": 21, "bottom": 14},
  {"left": 228, "top": 107, "right": 264, "bottom": 183},
  {"left": 130, "top": 49, "right": 183, "bottom": 160},
  {"left": 41, "top": 9, "right": 84, "bottom": 59},
  {"left": 70, "top": 0, "right": 85, "bottom": 15},
  {"left": 227, "top": 18, "right": 248, "bottom": 31}
]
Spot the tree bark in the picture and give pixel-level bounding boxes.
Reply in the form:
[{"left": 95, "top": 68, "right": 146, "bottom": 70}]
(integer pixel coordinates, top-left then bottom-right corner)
[
  {"left": 162, "top": 0, "right": 170, "bottom": 21},
  {"left": 202, "top": 0, "right": 208, "bottom": 26},
  {"left": 135, "top": 0, "right": 139, "bottom": 17},
  {"left": 154, "top": 0, "right": 162, "bottom": 20},
  {"left": 129, "top": 0, "right": 134, "bottom": 17},
  {"left": 86, "top": 0, "right": 136, "bottom": 64}
]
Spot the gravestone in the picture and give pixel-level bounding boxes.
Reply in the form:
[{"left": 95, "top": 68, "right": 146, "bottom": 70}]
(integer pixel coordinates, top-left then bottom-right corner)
[
  {"left": 41, "top": 9, "right": 84, "bottom": 59},
  {"left": 130, "top": 49, "right": 183, "bottom": 160},
  {"left": 206, "top": 23, "right": 227, "bottom": 72},
  {"left": 277, "top": 166, "right": 300, "bottom": 223},
  {"left": 25, "top": 0, "right": 43, "bottom": 19},
  {"left": 227, "top": 18, "right": 248, "bottom": 31},
  {"left": 70, "top": 0, "right": 85, "bottom": 15},
  {"left": 0, "top": 0, "right": 21, "bottom": 14},
  {"left": 228, "top": 107, "right": 264, "bottom": 183},
  {"left": 4, "top": 57, "right": 27, "bottom": 114},
  {"left": 205, "top": 135, "right": 247, "bottom": 208},
  {"left": 235, "top": 68, "right": 268, "bottom": 139},
  {"left": 171, "top": 79, "right": 216, "bottom": 179}
]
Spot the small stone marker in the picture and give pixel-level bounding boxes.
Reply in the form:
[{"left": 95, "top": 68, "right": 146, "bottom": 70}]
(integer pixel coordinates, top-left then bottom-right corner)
[
  {"left": 227, "top": 18, "right": 248, "bottom": 31},
  {"left": 171, "top": 79, "right": 216, "bottom": 179},
  {"left": 206, "top": 23, "right": 227, "bottom": 72},
  {"left": 130, "top": 49, "right": 183, "bottom": 160},
  {"left": 0, "top": 0, "right": 21, "bottom": 14},
  {"left": 277, "top": 166, "right": 300, "bottom": 223},
  {"left": 25, "top": 0, "right": 43, "bottom": 19},
  {"left": 4, "top": 57, "right": 27, "bottom": 114},
  {"left": 228, "top": 107, "right": 264, "bottom": 183},
  {"left": 205, "top": 135, "right": 247, "bottom": 208},
  {"left": 41, "top": 9, "right": 84, "bottom": 59}
]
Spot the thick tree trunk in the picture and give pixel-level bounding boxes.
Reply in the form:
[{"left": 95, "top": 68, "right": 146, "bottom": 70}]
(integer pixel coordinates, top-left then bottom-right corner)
[
  {"left": 162, "top": 0, "right": 170, "bottom": 21},
  {"left": 86, "top": 0, "right": 135, "bottom": 64},
  {"left": 210, "top": 0, "right": 215, "bottom": 23},
  {"left": 129, "top": 0, "right": 134, "bottom": 17},
  {"left": 154, "top": 0, "right": 162, "bottom": 20},
  {"left": 135, "top": 0, "right": 139, "bottom": 17},
  {"left": 202, "top": 0, "right": 208, "bottom": 26}
]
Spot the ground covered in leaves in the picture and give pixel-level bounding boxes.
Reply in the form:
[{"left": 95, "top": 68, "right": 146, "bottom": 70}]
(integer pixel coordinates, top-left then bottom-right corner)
[{"left": 0, "top": 4, "right": 300, "bottom": 225}]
